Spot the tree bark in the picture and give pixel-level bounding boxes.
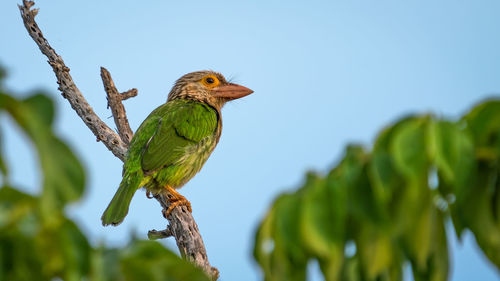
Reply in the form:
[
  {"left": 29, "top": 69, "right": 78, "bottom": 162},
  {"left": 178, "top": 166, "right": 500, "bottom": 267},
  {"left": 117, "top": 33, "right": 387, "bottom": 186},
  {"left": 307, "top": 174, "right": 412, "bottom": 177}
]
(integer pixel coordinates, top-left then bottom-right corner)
[{"left": 18, "top": 1, "right": 219, "bottom": 279}]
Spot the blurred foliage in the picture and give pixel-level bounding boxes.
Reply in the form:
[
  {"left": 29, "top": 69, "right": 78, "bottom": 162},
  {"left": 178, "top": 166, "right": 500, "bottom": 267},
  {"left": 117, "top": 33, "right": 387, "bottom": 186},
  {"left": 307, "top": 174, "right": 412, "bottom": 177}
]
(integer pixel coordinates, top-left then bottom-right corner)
[
  {"left": 0, "top": 66, "right": 210, "bottom": 281},
  {"left": 254, "top": 99, "right": 500, "bottom": 280}
]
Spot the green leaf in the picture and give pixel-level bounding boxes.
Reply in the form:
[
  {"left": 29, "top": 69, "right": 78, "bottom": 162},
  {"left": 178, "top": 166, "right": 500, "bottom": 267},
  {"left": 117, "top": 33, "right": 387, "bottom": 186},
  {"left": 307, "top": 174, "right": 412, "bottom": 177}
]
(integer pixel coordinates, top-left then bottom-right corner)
[
  {"left": 254, "top": 193, "right": 308, "bottom": 281},
  {"left": 340, "top": 256, "right": 362, "bottom": 281},
  {"left": 428, "top": 120, "right": 475, "bottom": 196},
  {"left": 272, "top": 193, "right": 308, "bottom": 281},
  {"left": 370, "top": 128, "right": 404, "bottom": 207},
  {"left": 23, "top": 93, "right": 55, "bottom": 127},
  {"left": 342, "top": 145, "right": 383, "bottom": 224},
  {"left": 355, "top": 223, "right": 402, "bottom": 281},
  {"left": 275, "top": 193, "right": 308, "bottom": 263},
  {"left": 459, "top": 100, "right": 500, "bottom": 267},
  {"left": 36, "top": 219, "right": 91, "bottom": 281},
  {"left": 299, "top": 172, "right": 346, "bottom": 280},
  {"left": 369, "top": 117, "right": 417, "bottom": 206},
  {"left": 0, "top": 186, "right": 47, "bottom": 281},
  {"left": 428, "top": 120, "right": 476, "bottom": 237},
  {"left": 60, "top": 220, "right": 91, "bottom": 281},
  {"left": 0, "top": 186, "right": 37, "bottom": 231},
  {"left": 401, "top": 189, "right": 433, "bottom": 269},
  {"left": 400, "top": 194, "right": 448, "bottom": 281},
  {"left": 120, "top": 240, "right": 210, "bottom": 281},
  {"left": 0, "top": 226, "right": 49, "bottom": 281},
  {"left": 0, "top": 133, "right": 8, "bottom": 183},
  {"left": 463, "top": 99, "right": 500, "bottom": 149},
  {"left": 409, "top": 209, "right": 448, "bottom": 281},
  {"left": 457, "top": 160, "right": 500, "bottom": 268},
  {"left": 254, "top": 203, "right": 276, "bottom": 280},
  {"left": 39, "top": 137, "right": 86, "bottom": 221},
  {"left": 90, "top": 246, "right": 122, "bottom": 281},
  {"left": 391, "top": 117, "right": 430, "bottom": 179},
  {"left": 0, "top": 93, "right": 85, "bottom": 217}
]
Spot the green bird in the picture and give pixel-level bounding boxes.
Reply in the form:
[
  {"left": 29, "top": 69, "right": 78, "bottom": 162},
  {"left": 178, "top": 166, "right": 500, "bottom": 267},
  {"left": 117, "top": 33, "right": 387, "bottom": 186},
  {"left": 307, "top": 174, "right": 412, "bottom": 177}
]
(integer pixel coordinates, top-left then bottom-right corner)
[{"left": 101, "top": 71, "right": 253, "bottom": 226}]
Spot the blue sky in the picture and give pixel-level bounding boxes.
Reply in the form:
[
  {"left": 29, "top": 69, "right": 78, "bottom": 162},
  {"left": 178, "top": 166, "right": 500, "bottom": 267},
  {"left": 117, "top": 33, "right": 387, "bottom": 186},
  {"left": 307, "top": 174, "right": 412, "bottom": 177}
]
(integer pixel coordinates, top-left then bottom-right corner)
[{"left": 1, "top": 0, "right": 500, "bottom": 280}]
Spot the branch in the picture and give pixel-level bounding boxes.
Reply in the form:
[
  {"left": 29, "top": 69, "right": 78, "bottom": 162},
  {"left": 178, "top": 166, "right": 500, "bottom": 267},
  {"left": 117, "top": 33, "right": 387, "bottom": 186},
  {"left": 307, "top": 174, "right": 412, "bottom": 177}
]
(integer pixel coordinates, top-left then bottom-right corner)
[
  {"left": 100, "top": 67, "right": 136, "bottom": 145},
  {"left": 151, "top": 193, "right": 219, "bottom": 280},
  {"left": 18, "top": 1, "right": 127, "bottom": 161},
  {"left": 18, "top": 1, "right": 218, "bottom": 280}
]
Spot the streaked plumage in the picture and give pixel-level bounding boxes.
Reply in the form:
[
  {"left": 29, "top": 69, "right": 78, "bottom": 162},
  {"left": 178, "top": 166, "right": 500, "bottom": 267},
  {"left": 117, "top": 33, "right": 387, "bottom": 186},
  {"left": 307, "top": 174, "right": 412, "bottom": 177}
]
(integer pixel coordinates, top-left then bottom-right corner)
[{"left": 101, "top": 71, "right": 252, "bottom": 226}]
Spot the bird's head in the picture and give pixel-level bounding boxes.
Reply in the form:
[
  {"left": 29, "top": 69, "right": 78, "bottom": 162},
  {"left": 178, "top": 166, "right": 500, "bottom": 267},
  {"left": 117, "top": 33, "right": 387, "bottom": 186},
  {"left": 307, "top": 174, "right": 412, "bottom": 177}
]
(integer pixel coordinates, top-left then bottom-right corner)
[{"left": 167, "top": 71, "right": 253, "bottom": 109}]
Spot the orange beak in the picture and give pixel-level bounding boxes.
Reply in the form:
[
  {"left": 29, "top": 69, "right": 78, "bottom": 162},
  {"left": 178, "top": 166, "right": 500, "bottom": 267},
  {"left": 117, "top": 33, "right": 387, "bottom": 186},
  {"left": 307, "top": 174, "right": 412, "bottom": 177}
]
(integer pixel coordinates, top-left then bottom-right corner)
[{"left": 213, "top": 83, "right": 253, "bottom": 100}]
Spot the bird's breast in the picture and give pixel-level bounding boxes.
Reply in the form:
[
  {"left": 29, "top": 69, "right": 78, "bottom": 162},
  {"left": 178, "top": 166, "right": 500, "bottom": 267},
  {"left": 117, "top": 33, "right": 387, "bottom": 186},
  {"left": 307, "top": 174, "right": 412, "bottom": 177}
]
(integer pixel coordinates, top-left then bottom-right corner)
[{"left": 166, "top": 135, "right": 218, "bottom": 188}]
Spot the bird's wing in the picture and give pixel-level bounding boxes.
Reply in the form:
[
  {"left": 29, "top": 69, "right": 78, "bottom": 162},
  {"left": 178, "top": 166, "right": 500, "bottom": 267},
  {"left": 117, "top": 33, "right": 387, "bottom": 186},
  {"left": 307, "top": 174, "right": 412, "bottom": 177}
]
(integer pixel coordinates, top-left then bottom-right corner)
[{"left": 140, "top": 100, "right": 218, "bottom": 172}]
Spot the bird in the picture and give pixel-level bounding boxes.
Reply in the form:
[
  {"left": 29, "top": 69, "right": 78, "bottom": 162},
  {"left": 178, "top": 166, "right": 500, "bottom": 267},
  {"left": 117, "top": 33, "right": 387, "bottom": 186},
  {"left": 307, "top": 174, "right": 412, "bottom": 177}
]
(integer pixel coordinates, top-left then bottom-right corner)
[{"left": 101, "top": 71, "right": 253, "bottom": 226}]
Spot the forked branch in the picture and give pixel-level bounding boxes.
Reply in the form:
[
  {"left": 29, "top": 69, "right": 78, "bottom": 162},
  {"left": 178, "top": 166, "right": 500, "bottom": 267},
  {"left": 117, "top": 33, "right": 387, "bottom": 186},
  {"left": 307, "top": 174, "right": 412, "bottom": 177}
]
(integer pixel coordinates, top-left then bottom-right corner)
[
  {"left": 18, "top": 0, "right": 128, "bottom": 161},
  {"left": 18, "top": 1, "right": 218, "bottom": 279}
]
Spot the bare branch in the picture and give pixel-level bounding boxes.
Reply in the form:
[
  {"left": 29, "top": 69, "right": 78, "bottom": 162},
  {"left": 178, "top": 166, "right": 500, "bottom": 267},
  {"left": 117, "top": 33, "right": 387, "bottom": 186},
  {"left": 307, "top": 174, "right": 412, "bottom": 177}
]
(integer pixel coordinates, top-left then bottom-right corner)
[
  {"left": 148, "top": 225, "right": 173, "bottom": 239},
  {"left": 19, "top": 1, "right": 219, "bottom": 280},
  {"left": 18, "top": 0, "right": 127, "bottom": 161},
  {"left": 120, "top": 88, "right": 138, "bottom": 101},
  {"left": 100, "top": 67, "right": 135, "bottom": 144},
  {"left": 154, "top": 193, "right": 219, "bottom": 280}
]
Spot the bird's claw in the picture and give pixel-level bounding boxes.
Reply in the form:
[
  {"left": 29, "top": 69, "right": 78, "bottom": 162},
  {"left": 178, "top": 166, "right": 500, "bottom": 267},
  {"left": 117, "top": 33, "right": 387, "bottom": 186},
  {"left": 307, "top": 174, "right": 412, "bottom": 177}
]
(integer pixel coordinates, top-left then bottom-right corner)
[
  {"left": 161, "top": 185, "right": 192, "bottom": 218},
  {"left": 163, "top": 198, "right": 192, "bottom": 218},
  {"left": 146, "top": 191, "right": 153, "bottom": 199}
]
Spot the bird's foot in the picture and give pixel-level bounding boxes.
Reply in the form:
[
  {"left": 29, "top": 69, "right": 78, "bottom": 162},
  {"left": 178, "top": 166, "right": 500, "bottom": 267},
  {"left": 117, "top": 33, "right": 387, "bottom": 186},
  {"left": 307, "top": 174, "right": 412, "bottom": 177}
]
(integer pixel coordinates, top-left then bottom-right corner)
[
  {"left": 162, "top": 198, "right": 192, "bottom": 218},
  {"left": 162, "top": 185, "right": 192, "bottom": 218},
  {"left": 146, "top": 191, "right": 153, "bottom": 199}
]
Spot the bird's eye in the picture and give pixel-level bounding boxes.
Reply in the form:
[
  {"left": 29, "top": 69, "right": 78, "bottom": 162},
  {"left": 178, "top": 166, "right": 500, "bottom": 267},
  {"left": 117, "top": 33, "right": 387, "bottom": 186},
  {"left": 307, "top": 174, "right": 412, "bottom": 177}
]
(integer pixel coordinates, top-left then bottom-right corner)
[{"left": 201, "top": 75, "right": 220, "bottom": 88}]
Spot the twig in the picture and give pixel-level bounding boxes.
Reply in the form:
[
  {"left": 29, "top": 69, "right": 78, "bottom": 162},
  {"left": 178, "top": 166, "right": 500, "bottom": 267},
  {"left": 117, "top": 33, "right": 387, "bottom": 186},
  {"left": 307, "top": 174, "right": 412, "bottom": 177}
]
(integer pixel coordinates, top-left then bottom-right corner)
[
  {"left": 18, "top": 1, "right": 219, "bottom": 280},
  {"left": 148, "top": 225, "right": 173, "bottom": 240},
  {"left": 100, "top": 67, "right": 136, "bottom": 145}
]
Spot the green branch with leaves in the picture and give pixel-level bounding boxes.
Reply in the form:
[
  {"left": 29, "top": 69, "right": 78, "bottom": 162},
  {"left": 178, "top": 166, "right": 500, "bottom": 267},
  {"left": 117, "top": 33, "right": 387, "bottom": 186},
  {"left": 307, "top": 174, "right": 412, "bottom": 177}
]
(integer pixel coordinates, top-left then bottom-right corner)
[{"left": 254, "top": 101, "right": 500, "bottom": 281}]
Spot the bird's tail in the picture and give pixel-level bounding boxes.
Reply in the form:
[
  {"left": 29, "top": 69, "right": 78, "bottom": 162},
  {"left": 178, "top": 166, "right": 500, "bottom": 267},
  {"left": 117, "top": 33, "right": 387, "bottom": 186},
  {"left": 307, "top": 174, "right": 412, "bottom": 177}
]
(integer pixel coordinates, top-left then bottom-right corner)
[{"left": 101, "top": 172, "right": 142, "bottom": 226}]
